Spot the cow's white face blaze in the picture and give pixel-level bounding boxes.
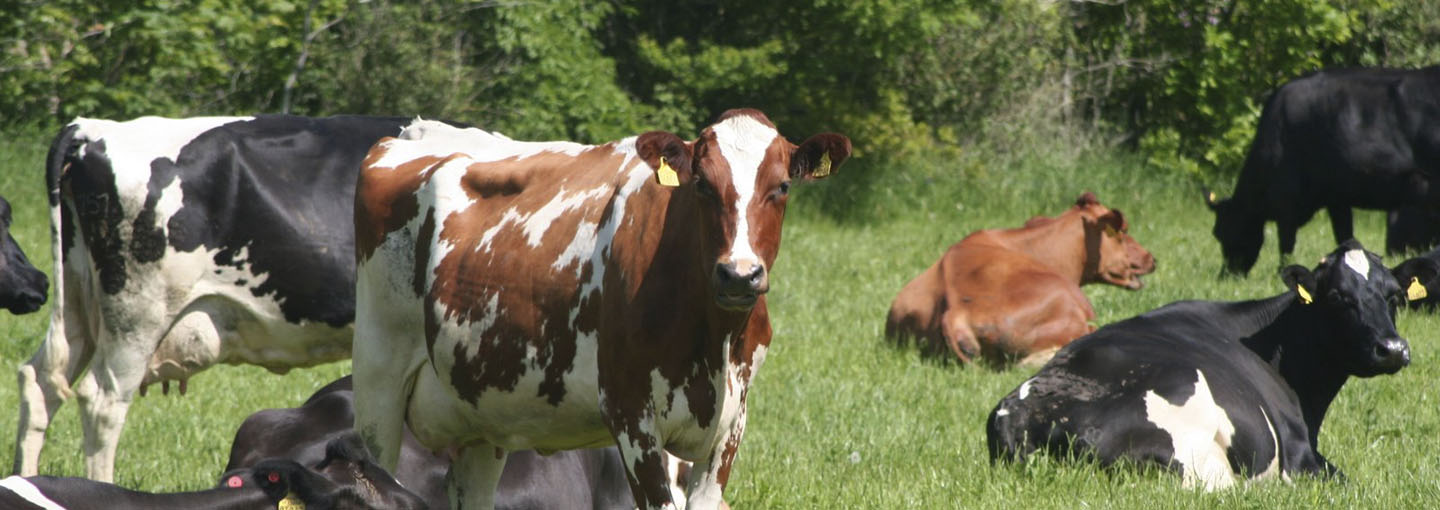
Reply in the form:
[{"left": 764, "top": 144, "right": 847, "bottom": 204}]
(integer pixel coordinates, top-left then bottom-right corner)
[{"left": 702, "top": 115, "right": 781, "bottom": 311}]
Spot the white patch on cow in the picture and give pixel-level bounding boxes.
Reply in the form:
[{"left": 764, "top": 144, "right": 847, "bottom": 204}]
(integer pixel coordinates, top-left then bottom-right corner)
[
  {"left": 1343, "top": 249, "right": 1370, "bottom": 280},
  {"left": 0, "top": 476, "right": 68, "bottom": 510},
  {"left": 1254, "top": 405, "right": 1285, "bottom": 481},
  {"left": 72, "top": 116, "right": 251, "bottom": 217},
  {"left": 1144, "top": 369, "right": 1237, "bottom": 490},
  {"left": 523, "top": 187, "right": 609, "bottom": 247},
  {"left": 708, "top": 116, "right": 778, "bottom": 268},
  {"left": 1018, "top": 378, "right": 1034, "bottom": 400},
  {"left": 377, "top": 120, "right": 588, "bottom": 170},
  {"left": 995, "top": 408, "right": 1010, "bottom": 417}
]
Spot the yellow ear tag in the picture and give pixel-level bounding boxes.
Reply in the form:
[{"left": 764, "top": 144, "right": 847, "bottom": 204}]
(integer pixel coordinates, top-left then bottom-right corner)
[
  {"left": 656, "top": 157, "right": 679, "bottom": 188},
  {"left": 1296, "top": 284, "right": 1313, "bottom": 305},
  {"left": 1408, "top": 277, "right": 1428, "bottom": 301},
  {"left": 812, "top": 151, "right": 832, "bottom": 178},
  {"left": 1207, "top": 191, "right": 1217, "bottom": 203},
  {"left": 279, "top": 492, "right": 305, "bottom": 510}
]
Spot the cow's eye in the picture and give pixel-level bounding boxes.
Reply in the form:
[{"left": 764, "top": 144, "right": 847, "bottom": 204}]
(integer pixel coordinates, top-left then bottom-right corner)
[{"left": 777, "top": 181, "right": 790, "bottom": 197}]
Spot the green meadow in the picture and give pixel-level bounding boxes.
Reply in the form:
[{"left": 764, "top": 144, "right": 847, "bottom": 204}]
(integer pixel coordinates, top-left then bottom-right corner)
[{"left": 2, "top": 128, "right": 1438, "bottom": 508}]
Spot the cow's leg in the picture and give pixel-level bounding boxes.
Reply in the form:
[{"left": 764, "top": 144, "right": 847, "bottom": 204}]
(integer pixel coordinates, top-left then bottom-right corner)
[
  {"left": 681, "top": 407, "right": 748, "bottom": 510},
  {"left": 14, "top": 304, "right": 94, "bottom": 476},
  {"left": 608, "top": 407, "right": 680, "bottom": 510},
  {"left": 1327, "top": 205, "right": 1354, "bottom": 245},
  {"left": 940, "top": 310, "right": 979, "bottom": 363},
  {"left": 1276, "top": 220, "right": 1300, "bottom": 268},
  {"left": 447, "top": 446, "right": 507, "bottom": 510},
  {"left": 74, "top": 345, "right": 148, "bottom": 482},
  {"left": 351, "top": 328, "right": 426, "bottom": 472}
]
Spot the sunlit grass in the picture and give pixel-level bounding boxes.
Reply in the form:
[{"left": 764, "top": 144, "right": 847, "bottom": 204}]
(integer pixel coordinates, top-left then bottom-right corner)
[{"left": 0, "top": 130, "right": 1435, "bottom": 507}]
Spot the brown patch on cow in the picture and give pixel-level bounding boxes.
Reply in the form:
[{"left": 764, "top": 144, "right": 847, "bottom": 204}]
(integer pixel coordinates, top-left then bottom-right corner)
[
  {"left": 426, "top": 145, "right": 632, "bottom": 404},
  {"left": 885, "top": 193, "right": 1154, "bottom": 365},
  {"left": 354, "top": 141, "right": 440, "bottom": 262}
]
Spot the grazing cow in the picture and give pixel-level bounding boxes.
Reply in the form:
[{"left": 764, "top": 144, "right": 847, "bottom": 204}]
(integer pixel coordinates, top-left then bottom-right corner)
[
  {"left": 885, "top": 192, "right": 1155, "bottom": 366},
  {"left": 0, "top": 435, "right": 426, "bottom": 510},
  {"left": 15, "top": 115, "right": 438, "bottom": 482},
  {"left": 226, "top": 376, "right": 640, "bottom": 510},
  {"left": 988, "top": 240, "right": 1433, "bottom": 489},
  {"left": 1205, "top": 66, "right": 1440, "bottom": 275},
  {"left": 0, "top": 195, "right": 49, "bottom": 314},
  {"left": 353, "top": 109, "right": 849, "bottom": 509}
]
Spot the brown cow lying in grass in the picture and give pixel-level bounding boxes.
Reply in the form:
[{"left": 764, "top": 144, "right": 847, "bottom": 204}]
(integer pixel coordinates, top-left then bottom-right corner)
[{"left": 885, "top": 192, "right": 1156, "bottom": 366}]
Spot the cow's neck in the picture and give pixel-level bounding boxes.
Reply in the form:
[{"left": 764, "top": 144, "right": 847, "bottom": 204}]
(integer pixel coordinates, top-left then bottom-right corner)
[
  {"left": 643, "top": 190, "right": 768, "bottom": 368},
  {"left": 1239, "top": 295, "right": 1348, "bottom": 446},
  {"left": 999, "top": 214, "right": 1086, "bottom": 284}
]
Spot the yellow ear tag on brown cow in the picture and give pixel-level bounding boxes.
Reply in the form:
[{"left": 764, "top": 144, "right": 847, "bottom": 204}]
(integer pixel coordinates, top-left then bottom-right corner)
[
  {"left": 1408, "top": 277, "right": 1428, "bottom": 301},
  {"left": 656, "top": 157, "right": 680, "bottom": 188},
  {"left": 1296, "top": 284, "right": 1313, "bottom": 305},
  {"left": 812, "top": 151, "right": 832, "bottom": 178},
  {"left": 279, "top": 492, "right": 305, "bottom": 510}
]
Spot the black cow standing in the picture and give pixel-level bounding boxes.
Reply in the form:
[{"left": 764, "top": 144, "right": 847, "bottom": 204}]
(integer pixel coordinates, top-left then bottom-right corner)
[
  {"left": 988, "top": 240, "right": 1435, "bottom": 489},
  {"left": 1206, "top": 66, "right": 1440, "bottom": 276},
  {"left": 226, "top": 376, "right": 637, "bottom": 510},
  {"left": 0, "top": 195, "right": 47, "bottom": 314}
]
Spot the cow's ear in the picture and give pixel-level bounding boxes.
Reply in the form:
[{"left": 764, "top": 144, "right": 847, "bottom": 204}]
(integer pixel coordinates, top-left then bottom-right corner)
[
  {"left": 1202, "top": 187, "right": 1220, "bottom": 212},
  {"left": 1280, "top": 265, "right": 1318, "bottom": 305},
  {"left": 1099, "top": 208, "right": 1127, "bottom": 235},
  {"left": 790, "top": 133, "right": 851, "bottom": 181},
  {"left": 636, "top": 131, "right": 694, "bottom": 188},
  {"left": 1392, "top": 257, "right": 1440, "bottom": 302}
]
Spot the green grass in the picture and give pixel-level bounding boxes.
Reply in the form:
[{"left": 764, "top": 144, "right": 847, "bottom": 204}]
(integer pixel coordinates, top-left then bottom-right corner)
[{"left": 2, "top": 130, "right": 1438, "bottom": 507}]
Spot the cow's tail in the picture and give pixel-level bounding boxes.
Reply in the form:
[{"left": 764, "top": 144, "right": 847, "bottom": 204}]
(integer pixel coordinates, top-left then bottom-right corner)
[{"left": 37, "top": 123, "right": 81, "bottom": 399}]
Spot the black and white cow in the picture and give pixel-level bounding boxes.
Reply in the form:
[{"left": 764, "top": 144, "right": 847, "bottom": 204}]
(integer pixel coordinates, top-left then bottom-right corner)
[
  {"left": 987, "top": 240, "right": 1433, "bottom": 489},
  {"left": 1205, "top": 66, "right": 1440, "bottom": 275},
  {"left": 0, "top": 195, "right": 48, "bottom": 314},
  {"left": 1, "top": 434, "right": 426, "bottom": 510},
  {"left": 226, "top": 376, "right": 641, "bottom": 510},
  {"left": 15, "top": 115, "right": 446, "bottom": 482}
]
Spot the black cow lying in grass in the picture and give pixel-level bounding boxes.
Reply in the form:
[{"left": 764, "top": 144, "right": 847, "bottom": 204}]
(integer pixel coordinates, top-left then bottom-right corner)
[
  {"left": 0, "top": 434, "right": 424, "bottom": 510},
  {"left": 226, "top": 376, "right": 640, "bottom": 510},
  {"left": 987, "top": 240, "right": 1435, "bottom": 489},
  {"left": 1391, "top": 247, "right": 1440, "bottom": 308}
]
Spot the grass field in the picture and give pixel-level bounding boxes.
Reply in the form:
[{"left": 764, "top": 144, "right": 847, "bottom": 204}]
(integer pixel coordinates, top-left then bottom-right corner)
[{"left": 2, "top": 128, "right": 1438, "bottom": 508}]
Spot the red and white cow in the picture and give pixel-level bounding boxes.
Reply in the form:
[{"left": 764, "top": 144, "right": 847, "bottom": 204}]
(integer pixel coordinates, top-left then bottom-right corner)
[{"left": 352, "top": 110, "right": 849, "bottom": 509}]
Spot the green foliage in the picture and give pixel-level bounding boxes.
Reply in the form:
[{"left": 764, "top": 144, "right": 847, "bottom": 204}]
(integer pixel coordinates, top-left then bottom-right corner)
[{"left": 1070, "top": 0, "right": 1375, "bottom": 180}]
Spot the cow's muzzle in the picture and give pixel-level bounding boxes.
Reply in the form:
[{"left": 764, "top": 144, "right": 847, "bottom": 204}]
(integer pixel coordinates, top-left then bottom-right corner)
[
  {"left": 1368, "top": 337, "right": 1410, "bottom": 374},
  {"left": 713, "top": 260, "right": 768, "bottom": 311}
]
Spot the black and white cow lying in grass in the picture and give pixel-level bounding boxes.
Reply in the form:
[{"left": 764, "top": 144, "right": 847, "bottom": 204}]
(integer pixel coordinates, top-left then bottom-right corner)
[
  {"left": 226, "top": 376, "right": 654, "bottom": 510},
  {"left": 1, "top": 434, "right": 426, "bottom": 510},
  {"left": 987, "top": 240, "right": 1435, "bottom": 489}
]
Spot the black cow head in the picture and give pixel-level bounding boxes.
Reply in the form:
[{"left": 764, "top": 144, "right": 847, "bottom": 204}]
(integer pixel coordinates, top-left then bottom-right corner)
[
  {"left": 1205, "top": 189, "right": 1263, "bottom": 277},
  {"left": 0, "top": 196, "right": 47, "bottom": 313},
  {"left": 1391, "top": 253, "right": 1440, "bottom": 308},
  {"left": 1280, "top": 240, "right": 1411, "bottom": 377}
]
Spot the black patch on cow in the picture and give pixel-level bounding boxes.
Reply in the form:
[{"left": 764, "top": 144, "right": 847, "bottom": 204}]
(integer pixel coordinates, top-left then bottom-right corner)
[
  {"left": 154, "top": 115, "right": 418, "bottom": 327},
  {"left": 67, "top": 140, "right": 132, "bottom": 294},
  {"left": 132, "top": 158, "right": 186, "bottom": 263}
]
